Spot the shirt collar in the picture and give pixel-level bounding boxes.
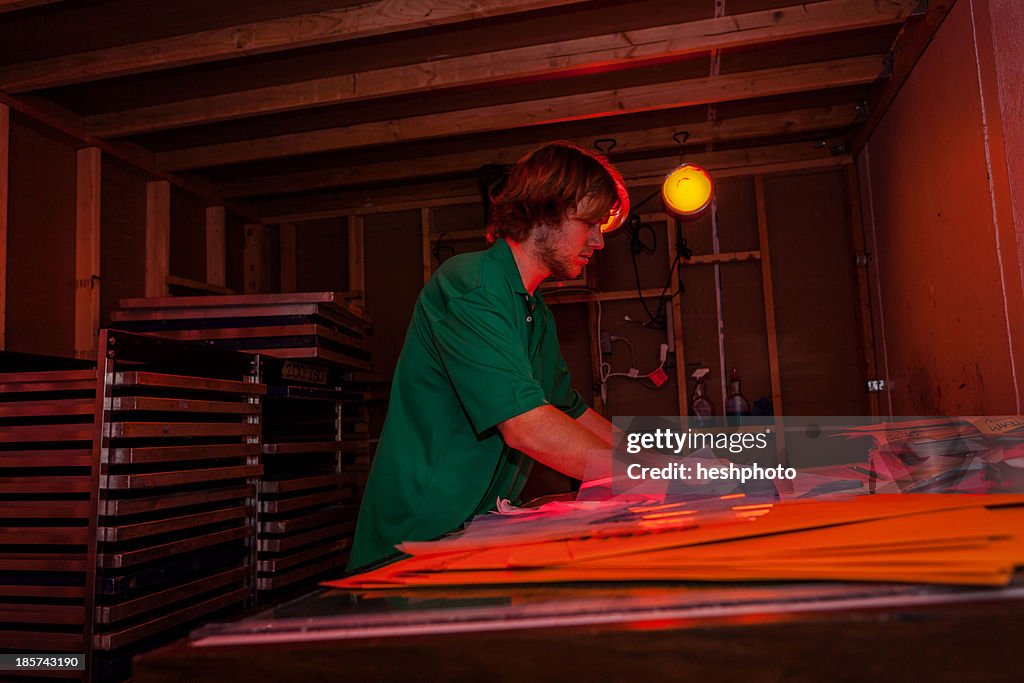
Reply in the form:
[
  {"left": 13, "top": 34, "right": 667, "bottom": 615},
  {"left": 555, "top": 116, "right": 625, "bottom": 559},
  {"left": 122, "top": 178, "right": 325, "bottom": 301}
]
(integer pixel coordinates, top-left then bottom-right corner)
[{"left": 491, "top": 238, "right": 530, "bottom": 296}]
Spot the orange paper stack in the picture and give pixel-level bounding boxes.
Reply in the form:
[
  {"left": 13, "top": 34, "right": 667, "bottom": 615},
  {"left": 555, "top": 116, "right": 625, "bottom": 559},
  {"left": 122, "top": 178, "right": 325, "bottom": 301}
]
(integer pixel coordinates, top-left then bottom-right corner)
[{"left": 328, "top": 494, "right": 1024, "bottom": 590}]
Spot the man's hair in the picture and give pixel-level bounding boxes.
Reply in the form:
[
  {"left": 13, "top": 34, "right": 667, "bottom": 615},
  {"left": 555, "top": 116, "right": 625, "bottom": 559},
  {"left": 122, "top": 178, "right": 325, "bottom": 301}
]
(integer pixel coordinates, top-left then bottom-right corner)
[{"left": 486, "top": 142, "right": 627, "bottom": 243}]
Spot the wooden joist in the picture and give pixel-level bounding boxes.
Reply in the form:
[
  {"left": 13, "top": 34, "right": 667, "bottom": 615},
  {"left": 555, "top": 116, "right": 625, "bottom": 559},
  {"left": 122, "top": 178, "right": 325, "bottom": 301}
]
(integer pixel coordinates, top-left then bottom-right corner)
[
  {"left": 258, "top": 140, "right": 850, "bottom": 222},
  {"left": 0, "top": 0, "right": 595, "bottom": 93},
  {"left": 219, "top": 105, "right": 859, "bottom": 197},
  {"left": 851, "top": 0, "right": 956, "bottom": 153},
  {"left": 157, "top": 55, "right": 885, "bottom": 170},
  {"left": 86, "top": 0, "right": 916, "bottom": 137},
  {"left": 0, "top": 0, "right": 60, "bottom": 12}
]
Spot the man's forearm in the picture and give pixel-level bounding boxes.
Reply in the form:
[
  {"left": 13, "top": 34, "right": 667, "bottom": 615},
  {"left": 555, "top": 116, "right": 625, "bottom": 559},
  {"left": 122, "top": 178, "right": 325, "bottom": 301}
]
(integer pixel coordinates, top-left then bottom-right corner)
[
  {"left": 498, "top": 405, "right": 611, "bottom": 481},
  {"left": 575, "top": 407, "right": 614, "bottom": 447}
]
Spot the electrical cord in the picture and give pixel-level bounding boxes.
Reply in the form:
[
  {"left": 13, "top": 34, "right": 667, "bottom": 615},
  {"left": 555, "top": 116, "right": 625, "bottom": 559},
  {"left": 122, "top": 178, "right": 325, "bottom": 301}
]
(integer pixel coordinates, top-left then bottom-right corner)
[
  {"left": 545, "top": 286, "right": 667, "bottom": 401},
  {"left": 432, "top": 233, "right": 455, "bottom": 266}
]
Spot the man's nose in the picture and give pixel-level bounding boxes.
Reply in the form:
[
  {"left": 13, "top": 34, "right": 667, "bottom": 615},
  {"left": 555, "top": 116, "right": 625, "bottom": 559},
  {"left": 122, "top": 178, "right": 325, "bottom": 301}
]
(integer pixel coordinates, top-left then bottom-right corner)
[{"left": 588, "top": 227, "right": 605, "bottom": 250}]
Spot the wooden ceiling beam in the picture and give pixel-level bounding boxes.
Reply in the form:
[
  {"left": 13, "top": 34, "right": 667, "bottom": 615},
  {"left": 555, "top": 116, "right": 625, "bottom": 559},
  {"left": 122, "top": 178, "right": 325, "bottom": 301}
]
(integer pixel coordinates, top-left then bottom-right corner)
[
  {"left": 0, "top": 0, "right": 592, "bottom": 93},
  {"left": 217, "top": 104, "right": 860, "bottom": 197},
  {"left": 0, "top": 0, "right": 60, "bottom": 12},
  {"left": 87, "top": 0, "right": 916, "bottom": 138},
  {"left": 257, "top": 138, "right": 849, "bottom": 222},
  {"left": 158, "top": 54, "right": 885, "bottom": 171}
]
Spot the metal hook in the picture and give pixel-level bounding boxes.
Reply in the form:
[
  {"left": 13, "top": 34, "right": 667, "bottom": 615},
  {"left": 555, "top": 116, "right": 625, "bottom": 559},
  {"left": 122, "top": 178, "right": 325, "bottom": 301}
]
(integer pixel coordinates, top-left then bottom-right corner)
[
  {"left": 593, "top": 138, "right": 616, "bottom": 154},
  {"left": 672, "top": 131, "right": 690, "bottom": 164}
]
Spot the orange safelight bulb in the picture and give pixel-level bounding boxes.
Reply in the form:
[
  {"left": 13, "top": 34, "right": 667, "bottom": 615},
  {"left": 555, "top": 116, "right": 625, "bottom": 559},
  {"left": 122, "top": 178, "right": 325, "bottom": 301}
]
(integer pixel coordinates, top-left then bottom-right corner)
[{"left": 662, "top": 163, "right": 713, "bottom": 216}]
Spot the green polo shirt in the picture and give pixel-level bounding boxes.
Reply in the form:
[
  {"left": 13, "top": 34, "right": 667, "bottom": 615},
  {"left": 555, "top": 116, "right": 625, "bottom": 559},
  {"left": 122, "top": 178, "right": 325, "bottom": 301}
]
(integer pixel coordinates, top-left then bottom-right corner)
[{"left": 347, "top": 238, "right": 587, "bottom": 571}]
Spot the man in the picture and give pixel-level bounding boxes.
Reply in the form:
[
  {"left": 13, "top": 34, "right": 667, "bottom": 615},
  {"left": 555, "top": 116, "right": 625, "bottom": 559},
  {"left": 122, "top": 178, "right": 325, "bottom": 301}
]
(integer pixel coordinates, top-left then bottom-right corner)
[{"left": 348, "top": 142, "right": 630, "bottom": 571}]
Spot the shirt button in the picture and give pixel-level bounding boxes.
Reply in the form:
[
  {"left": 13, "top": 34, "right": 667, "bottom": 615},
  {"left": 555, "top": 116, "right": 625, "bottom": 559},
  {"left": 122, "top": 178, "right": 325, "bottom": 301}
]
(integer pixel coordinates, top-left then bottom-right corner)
[{"left": 526, "top": 316, "right": 533, "bottom": 323}]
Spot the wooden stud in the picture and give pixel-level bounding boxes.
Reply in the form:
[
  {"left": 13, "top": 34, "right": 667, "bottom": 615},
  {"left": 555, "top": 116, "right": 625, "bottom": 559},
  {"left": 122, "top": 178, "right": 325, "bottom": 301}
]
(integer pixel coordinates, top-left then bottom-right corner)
[
  {"left": 0, "top": 104, "right": 8, "bottom": 350},
  {"left": 144, "top": 180, "right": 170, "bottom": 298},
  {"left": 205, "top": 206, "right": 226, "bottom": 287},
  {"left": 754, "top": 176, "right": 786, "bottom": 465},
  {"left": 87, "top": 0, "right": 916, "bottom": 137},
  {"left": 218, "top": 106, "right": 858, "bottom": 197},
  {"left": 243, "top": 223, "right": 265, "bottom": 294},
  {"left": 0, "top": 0, "right": 591, "bottom": 93},
  {"left": 157, "top": 56, "right": 884, "bottom": 170},
  {"left": 585, "top": 266, "right": 603, "bottom": 415},
  {"left": 347, "top": 215, "right": 365, "bottom": 303},
  {"left": 279, "top": 223, "right": 296, "bottom": 293},
  {"left": 665, "top": 217, "right": 689, "bottom": 417},
  {"left": 74, "top": 147, "right": 101, "bottom": 360},
  {"left": 845, "top": 165, "right": 880, "bottom": 417},
  {"left": 421, "top": 208, "right": 432, "bottom": 285}
]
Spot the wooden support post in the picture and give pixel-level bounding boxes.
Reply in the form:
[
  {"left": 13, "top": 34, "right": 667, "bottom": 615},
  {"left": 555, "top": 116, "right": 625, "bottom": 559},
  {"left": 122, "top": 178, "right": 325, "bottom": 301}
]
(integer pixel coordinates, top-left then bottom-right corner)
[
  {"left": 0, "top": 103, "right": 8, "bottom": 350},
  {"left": 205, "top": 206, "right": 226, "bottom": 287},
  {"left": 585, "top": 266, "right": 604, "bottom": 414},
  {"left": 665, "top": 216, "right": 688, "bottom": 416},
  {"left": 347, "top": 215, "right": 364, "bottom": 303},
  {"left": 420, "top": 207, "right": 432, "bottom": 284},
  {"left": 243, "top": 223, "right": 265, "bottom": 293},
  {"left": 75, "top": 147, "right": 101, "bottom": 359},
  {"left": 145, "top": 180, "right": 170, "bottom": 297},
  {"left": 279, "top": 222, "right": 296, "bottom": 293},
  {"left": 845, "top": 165, "right": 880, "bottom": 417},
  {"left": 754, "top": 175, "right": 786, "bottom": 464}
]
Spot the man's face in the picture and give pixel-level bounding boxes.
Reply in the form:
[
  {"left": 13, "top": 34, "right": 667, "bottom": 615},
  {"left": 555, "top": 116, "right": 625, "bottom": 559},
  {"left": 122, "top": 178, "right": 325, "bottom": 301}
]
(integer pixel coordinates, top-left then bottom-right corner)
[{"left": 533, "top": 205, "right": 606, "bottom": 280}]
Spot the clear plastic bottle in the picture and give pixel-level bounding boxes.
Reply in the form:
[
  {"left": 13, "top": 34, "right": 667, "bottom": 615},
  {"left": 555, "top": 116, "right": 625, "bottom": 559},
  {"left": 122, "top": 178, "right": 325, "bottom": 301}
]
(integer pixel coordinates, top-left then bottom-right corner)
[
  {"left": 725, "top": 367, "right": 751, "bottom": 425},
  {"left": 690, "top": 368, "right": 715, "bottom": 425}
]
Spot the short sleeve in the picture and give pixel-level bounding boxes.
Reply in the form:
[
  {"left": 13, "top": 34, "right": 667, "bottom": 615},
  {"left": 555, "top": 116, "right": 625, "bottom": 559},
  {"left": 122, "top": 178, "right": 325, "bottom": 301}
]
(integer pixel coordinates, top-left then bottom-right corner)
[{"left": 432, "top": 290, "right": 548, "bottom": 433}]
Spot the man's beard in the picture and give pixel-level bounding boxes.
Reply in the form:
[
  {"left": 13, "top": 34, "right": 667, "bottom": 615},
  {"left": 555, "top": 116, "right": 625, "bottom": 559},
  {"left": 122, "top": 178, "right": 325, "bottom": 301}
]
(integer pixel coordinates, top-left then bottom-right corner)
[{"left": 534, "top": 225, "right": 579, "bottom": 280}]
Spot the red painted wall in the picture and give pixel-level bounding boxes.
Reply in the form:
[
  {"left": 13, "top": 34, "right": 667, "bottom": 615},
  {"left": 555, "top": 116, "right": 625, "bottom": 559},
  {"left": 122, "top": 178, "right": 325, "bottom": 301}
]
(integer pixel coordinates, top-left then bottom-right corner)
[{"left": 858, "top": 0, "right": 1024, "bottom": 415}]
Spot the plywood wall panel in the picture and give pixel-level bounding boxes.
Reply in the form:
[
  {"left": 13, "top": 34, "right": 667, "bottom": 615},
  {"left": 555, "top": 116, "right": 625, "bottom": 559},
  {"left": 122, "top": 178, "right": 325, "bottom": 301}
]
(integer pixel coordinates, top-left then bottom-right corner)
[
  {"left": 598, "top": 298, "right": 679, "bottom": 417},
  {"left": 716, "top": 178, "right": 760, "bottom": 254},
  {"left": 861, "top": 0, "right": 1018, "bottom": 415},
  {"left": 294, "top": 218, "right": 347, "bottom": 292},
  {"left": 679, "top": 264, "right": 725, "bottom": 412},
  {"left": 225, "top": 212, "right": 245, "bottom": 293},
  {"left": 720, "top": 261, "right": 772, "bottom": 411},
  {"left": 169, "top": 187, "right": 206, "bottom": 282},
  {"left": 550, "top": 301, "right": 593, "bottom": 410},
  {"left": 765, "top": 169, "right": 866, "bottom": 416},
  {"left": 431, "top": 202, "right": 486, "bottom": 234},
  {"left": 594, "top": 217, "right": 672, "bottom": 294},
  {"left": 364, "top": 210, "right": 422, "bottom": 376},
  {"left": 6, "top": 119, "right": 75, "bottom": 357},
  {"left": 100, "top": 157, "right": 145, "bottom": 325}
]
